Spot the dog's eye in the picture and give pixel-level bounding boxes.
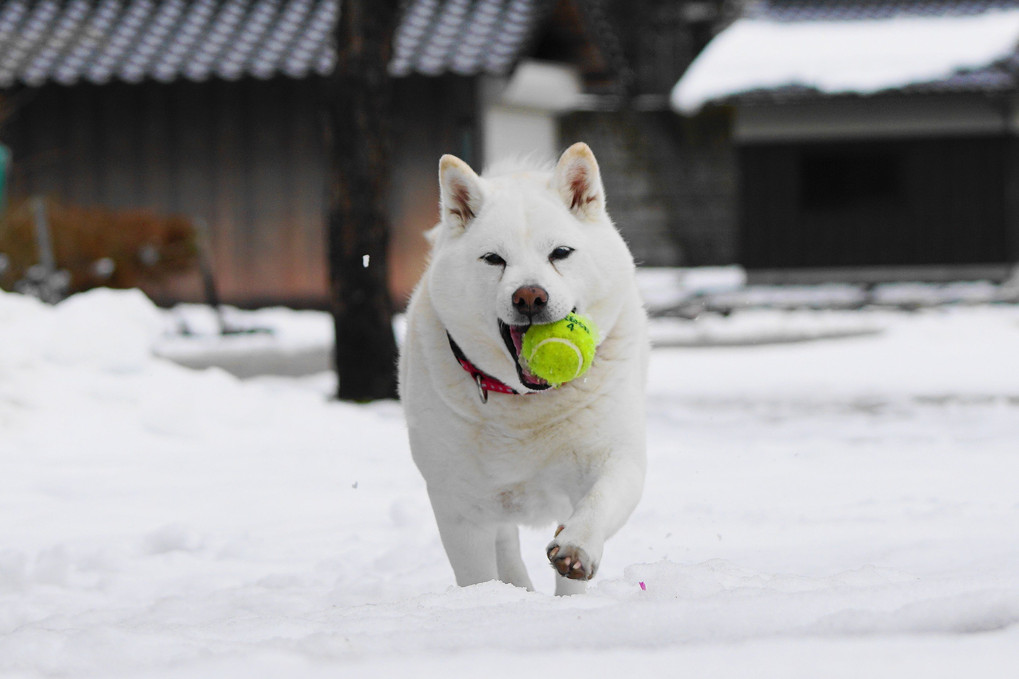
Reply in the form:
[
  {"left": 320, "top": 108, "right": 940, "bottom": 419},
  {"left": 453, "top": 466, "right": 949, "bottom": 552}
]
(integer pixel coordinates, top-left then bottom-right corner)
[
  {"left": 549, "top": 246, "right": 574, "bottom": 262},
  {"left": 481, "top": 253, "right": 506, "bottom": 266}
]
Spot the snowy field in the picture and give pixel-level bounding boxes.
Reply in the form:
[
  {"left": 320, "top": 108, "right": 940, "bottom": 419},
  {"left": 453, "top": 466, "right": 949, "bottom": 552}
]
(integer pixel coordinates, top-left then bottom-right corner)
[{"left": 2, "top": 286, "right": 1019, "bottom": 677}]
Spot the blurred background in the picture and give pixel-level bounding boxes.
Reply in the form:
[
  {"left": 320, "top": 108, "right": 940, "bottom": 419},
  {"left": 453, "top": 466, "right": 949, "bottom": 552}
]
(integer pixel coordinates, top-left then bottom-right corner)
[
  {"left": 1, "top": 0, "right": 1018, "bottom": 309},
  {"left": 3, "top": 6, "right": 1019, "bottom": 668}
]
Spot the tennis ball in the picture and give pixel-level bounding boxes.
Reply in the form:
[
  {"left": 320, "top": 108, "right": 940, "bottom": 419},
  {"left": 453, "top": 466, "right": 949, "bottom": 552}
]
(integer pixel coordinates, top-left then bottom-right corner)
[{"left": 521, "top": 313, "right": 599, "bottom": 387}]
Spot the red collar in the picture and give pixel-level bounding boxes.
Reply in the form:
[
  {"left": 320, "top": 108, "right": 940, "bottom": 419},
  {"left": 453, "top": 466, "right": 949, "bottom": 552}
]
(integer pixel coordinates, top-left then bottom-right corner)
[{"left": 447, "top": 333, "right": 519, "bottom": 403}]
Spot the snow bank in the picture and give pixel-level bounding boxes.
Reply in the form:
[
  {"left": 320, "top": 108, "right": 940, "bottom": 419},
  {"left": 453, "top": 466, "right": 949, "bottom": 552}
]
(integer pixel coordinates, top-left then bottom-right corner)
[
  {"left": 649, "top": 308, "right": 885, "bottom": 347},
  {"left": 155, "top": 304, "right": 334, "bottom": 378},
  {"left": 636, "top": 266, "right": 745, "bottom": 311},
  {"left": 1, "top": 288, "right": 163, "bottom": 372},
  {"left": 672, "top": 8, "right": 1019, "bottom": 113},
  {"left": 2, "top": 287, "right": 1019, "bottom": 677},
  {"left": 649, "top": 305, "right": 1019, "bottom": 399}
]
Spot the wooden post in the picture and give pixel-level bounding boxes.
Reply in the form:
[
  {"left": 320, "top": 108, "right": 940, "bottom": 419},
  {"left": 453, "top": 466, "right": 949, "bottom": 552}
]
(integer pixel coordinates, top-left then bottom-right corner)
[{"left": 325, "top": 0, "right": 400, "bottom": 401}]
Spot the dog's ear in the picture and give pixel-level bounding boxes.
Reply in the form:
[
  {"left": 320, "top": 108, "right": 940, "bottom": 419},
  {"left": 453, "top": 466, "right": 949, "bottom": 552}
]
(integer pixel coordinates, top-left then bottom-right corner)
[
  {"left": 439, "top": 154, "right": 483, "bottom": 231},
  {"left": 552, "top": 142, "right": 605, "bottom": 221}
]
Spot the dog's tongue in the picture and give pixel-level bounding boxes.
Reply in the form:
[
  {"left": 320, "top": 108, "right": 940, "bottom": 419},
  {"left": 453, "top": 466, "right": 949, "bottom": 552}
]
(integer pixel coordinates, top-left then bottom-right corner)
[{"left": 509, "top": 325, "right": 547, "bottom": 386}]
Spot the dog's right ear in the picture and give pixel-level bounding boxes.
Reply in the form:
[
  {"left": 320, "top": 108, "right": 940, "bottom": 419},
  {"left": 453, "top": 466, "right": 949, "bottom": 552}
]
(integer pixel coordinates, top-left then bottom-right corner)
[{"left": 439, "top": 154, "right": 483, "bottom": 231}]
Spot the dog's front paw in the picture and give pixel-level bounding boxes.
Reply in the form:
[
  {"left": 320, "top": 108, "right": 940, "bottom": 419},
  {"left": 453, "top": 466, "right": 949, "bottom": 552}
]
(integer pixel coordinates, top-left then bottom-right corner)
[{"left": 546, "top": 525, "right": 598, "bottom": 581}]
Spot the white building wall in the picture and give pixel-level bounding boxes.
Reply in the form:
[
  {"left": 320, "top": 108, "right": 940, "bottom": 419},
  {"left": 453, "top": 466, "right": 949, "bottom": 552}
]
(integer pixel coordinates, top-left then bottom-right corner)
[{"left": 480, "top": 60, "right": 583, "bottom": 166}]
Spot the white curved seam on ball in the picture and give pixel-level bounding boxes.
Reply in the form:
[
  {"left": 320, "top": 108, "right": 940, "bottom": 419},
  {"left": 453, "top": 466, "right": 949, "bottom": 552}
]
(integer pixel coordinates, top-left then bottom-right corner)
[{"left": 529, "top": 337, "right": 583, "bottom": 380}]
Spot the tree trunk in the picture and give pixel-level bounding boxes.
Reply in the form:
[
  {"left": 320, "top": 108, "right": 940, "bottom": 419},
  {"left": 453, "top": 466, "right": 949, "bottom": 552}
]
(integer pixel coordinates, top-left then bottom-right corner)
[{"left": 325, "top": 0, "right": 400, "bottom": 401}]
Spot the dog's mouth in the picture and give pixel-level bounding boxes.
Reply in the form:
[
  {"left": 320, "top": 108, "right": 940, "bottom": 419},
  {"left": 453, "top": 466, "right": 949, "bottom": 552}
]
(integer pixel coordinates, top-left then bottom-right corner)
[{"left": 499, "top": 321, "right": 552, "bottom": 391}]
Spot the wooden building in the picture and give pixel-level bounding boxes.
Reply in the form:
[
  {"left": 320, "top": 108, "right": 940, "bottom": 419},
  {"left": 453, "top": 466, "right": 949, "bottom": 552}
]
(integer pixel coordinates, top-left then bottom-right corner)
[
  {"left": 0, "top": 0, "right": 545, "bottom": 306},
  {"left": 673, "top": 0, "right": 1019, "bottom": 282},
  {"left": 3, "top": 73, "right": 476, "bottom": 306},
  {"left": 1, "top": 0, "right": 746, "bottom": 305}
]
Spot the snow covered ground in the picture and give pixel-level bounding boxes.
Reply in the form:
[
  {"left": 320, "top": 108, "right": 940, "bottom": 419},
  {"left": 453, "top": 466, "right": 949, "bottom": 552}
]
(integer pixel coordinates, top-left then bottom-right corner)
[{"left": 2, "top": 286, "right": 1019, "bottom": 677}]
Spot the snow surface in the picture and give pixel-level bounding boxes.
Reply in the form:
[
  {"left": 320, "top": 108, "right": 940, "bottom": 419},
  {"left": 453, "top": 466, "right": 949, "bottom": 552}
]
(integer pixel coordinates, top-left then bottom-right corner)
[
  {"left": 155, "top": 305, "right": 334, "bottom": 378},
  {"left": 672, "top": 8, "right": 1019, "bottom": 113},
  {"left": 3, "top": 287, "right": 1019, "bottom": 677}
]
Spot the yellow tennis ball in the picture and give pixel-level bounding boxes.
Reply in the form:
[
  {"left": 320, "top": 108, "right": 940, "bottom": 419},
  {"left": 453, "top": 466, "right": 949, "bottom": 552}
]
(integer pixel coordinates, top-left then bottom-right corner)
[{"left": 521, "top": 313, "right": 599, "bottom": 387}]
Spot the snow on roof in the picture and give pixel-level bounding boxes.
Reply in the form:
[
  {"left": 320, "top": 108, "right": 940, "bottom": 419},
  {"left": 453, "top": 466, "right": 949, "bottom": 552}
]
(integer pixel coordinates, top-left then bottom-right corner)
[{"left": 671, "top": 6, "right": 1019, "bottom": 113}]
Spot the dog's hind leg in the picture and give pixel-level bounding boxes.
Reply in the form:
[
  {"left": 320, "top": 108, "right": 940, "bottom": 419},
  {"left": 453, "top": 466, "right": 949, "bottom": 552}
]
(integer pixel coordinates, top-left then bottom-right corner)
[{"left": 495, "top": 524, "right": 533, "bottom": 591}]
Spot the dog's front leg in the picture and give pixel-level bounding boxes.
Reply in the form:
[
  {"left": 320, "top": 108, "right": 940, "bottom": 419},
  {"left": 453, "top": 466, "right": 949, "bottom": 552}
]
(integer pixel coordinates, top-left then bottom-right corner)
[
  {"left": 546, "top": 452, "right": 645, "bottom": 587},
  {"left": 430, "top": 498, "right": 500, "bottom": 586}
]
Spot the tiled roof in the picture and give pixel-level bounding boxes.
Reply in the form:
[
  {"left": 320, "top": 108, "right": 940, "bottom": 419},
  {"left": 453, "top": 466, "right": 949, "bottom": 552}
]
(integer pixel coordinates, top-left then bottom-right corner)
[
  {"left": 0, "top": 0, "right": 548, "bottom": 88},
  {"left": 389, "top": 0, "right": 547, "bottom": 76},
  {"left": 755, "top": 0, "right": 1019, "bottom": 21},
  {"left": 726, "top": 63, "right": 1019, "bottom": 107}
]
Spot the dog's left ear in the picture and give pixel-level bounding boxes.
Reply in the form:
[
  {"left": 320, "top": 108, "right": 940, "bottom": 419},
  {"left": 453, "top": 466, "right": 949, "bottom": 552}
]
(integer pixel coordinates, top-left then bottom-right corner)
[{"left": 553, "top": 142, "right": 605, "bottom": 221}]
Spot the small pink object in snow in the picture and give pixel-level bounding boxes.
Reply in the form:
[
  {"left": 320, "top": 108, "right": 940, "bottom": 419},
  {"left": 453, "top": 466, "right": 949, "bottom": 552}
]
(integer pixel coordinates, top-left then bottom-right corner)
[{"left": 639, "top": 581, "right": 646, "bottom": 591}]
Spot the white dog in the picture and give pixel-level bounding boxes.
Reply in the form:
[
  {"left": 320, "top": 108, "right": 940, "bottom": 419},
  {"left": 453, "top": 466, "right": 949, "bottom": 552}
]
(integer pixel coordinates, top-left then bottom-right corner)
[{"left": 399, "top": 143, "right": 648, "bottom": 595}]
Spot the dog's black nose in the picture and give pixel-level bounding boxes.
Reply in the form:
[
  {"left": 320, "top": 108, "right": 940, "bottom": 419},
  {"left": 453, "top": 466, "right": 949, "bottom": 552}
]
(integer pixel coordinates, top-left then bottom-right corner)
[{"left": 512, "top": 286, "right": 549, "bottom": 317}]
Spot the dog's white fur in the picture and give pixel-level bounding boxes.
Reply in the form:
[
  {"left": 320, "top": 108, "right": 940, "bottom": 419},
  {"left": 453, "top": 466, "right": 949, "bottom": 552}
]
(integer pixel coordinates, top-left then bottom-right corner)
[{"left": 399, "top": 143, "right": 648, "bottom": 595}]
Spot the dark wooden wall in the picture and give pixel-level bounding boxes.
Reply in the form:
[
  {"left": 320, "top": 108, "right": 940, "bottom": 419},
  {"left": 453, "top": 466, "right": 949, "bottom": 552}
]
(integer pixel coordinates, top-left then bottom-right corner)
[
  {"left": 739, "top": 136, "right": 1015, "bottom": 269},
  {"left": 2, "top": 74, "right": 476, "bottom": 307},
  {"left": 4, "top": 76, "right": 327, "bottom": 305}
]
